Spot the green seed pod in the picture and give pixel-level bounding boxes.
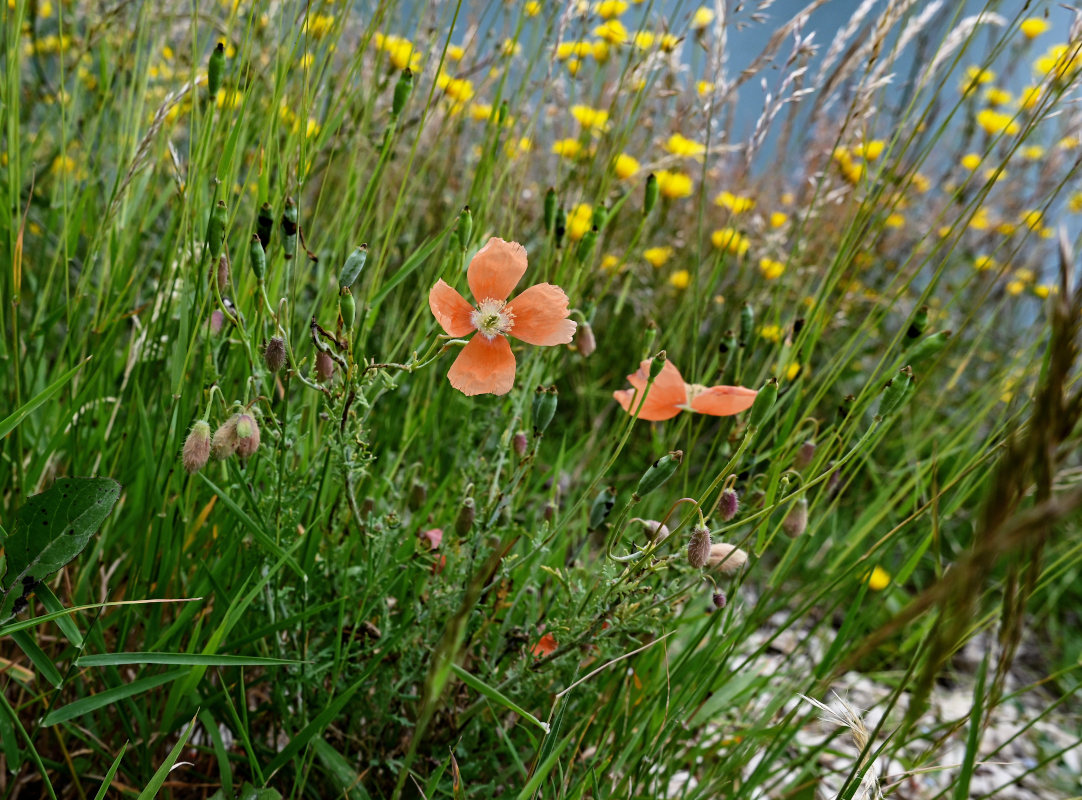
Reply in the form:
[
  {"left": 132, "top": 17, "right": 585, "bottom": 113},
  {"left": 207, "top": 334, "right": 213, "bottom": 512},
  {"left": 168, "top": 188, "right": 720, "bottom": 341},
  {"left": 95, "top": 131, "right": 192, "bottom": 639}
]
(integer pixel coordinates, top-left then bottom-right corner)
[
  {"left": 457, "top": 206, "right": 473, "bottom": 250},
  {"left": 718, "top": 330, "right": 737, "bottom": 356},
  {"left": 576, "top": 226, "right": 598, "bottom": 262},
  {"left": 906, "top": 330, "right": 951, "bottom": 368},
  {"left": 249, "top": 234, "right": 266, "bottom": 280},
  {"left": 207, "top": 200, "right": 227, "bottom": 258},
  {"left": 592, "top": 204, "right": 608, "bottom": 230},
  {"left": 747, "top": 377, "right": 779, "bottom": 429},
  {"left": 905, "top": 305, "right": 929, "bottom": 341},
  {"left": 878, "top": 365, "right": 913, "bottom": 417},
  {"left": 339, "top": 287, "right": 356, "bottom": 333},
  {"left": 544, "top": 187, "right": 557, "bottom": 233},
  {"left": 532, "top": 385, "right": 558, "bottom": 436},
  {"left": 648, "top": 350, "right": 668, "bottom": 381},
  {"left": 635, "top": 450, "right": 683, "bottom": 499},
  {"left": 554, "top": 206, "right": 567, "bottom": 247},
  {"left": 644, "top": 173, "right": 659, "bottom": 215},
  {"left": 208, "top": 42, "right": 225, "bottom": 98},
  {"left": 498, "top": 100, "right": 509, "bottom": 124},
  {"left": 338, "top": 244, "right": 367, "bottom": 288},
  {"left": 392, "top": 68, "right": 413, "bottom": 117},
  {"left": 256, "top": 202, "right": 274, "bottom": 251},
  {"left": 282, "top": 197, "right": 298, "bottom": 261},
  {"left": 739, "top": 302, "right": 754, "bottom": 347},
  {"left": 589, "top": 486, "right": 616, "bottom": 530}
]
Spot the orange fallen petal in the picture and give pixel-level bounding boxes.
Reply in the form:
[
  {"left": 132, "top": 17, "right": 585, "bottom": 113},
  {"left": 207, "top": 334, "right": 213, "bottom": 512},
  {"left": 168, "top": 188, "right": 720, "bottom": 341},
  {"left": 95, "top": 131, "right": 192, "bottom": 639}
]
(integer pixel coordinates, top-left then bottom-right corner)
[
  {"left": 506, "top": 283, "right": 577, "bottom": 345},
  {"left": 531, "top": 632, "right": 558, "bottom": 657},
  {"left": 447, "top": 334, "right": 516, "bottom": 396},
  {"left": 468, "top": 237, "right": 528, "bottom": 302},
  {"left": 429, "top": 279, "right": 476, "bottom": 337},
  {"left": 687, "top": 385, "right": 758, "bottom": 416}
]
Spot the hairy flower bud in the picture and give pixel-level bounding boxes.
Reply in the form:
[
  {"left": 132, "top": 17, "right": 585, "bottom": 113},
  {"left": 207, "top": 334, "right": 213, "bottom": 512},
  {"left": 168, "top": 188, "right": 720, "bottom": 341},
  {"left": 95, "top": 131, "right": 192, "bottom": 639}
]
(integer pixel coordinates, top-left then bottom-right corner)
[
  {"left": 630, "top": 517, "right": 671, "bottom": 543},
  {"left": 512, "top": 432, "right": 528, "bottom": 457},
  {"left": 577, "top": 321, "right": 596, "bottom": 357},
  {"left": 209, "top": 309, "right": 225, "bottom": 335},
  {"left": 264, "top": 337, "right": 286, "bottom": 373},
  {"left": 712, "top": 591, "right": 727, "bottom": 610},
  {"left": 707, "top": 542, "right": 748, "bottom": 574},
  {"left": 234, "top": 413, "right": 260, "bottom": 458},
  {"left": 211, "top": 416, "right": 238, "bottom": 459},
  {"left": 182, "top": 420, "right": 212, "bottom": 474},
  {"left": 213, "top": 253, "right": 229, "bottom": 292},
  {"left": 782, "top": 497, "right": 808, "bottom": 537},
  {"left": 794, "top": 440, "right": 816, "bottom": 470},
  {"left": 716, "top": 488, "right": 739, "bottom": 522},
  {"left": 315, "top": 350, "right": 334, "bottom": 381},
  {"left": 687, "top": 526, "right": 711, "bottom": 568}
]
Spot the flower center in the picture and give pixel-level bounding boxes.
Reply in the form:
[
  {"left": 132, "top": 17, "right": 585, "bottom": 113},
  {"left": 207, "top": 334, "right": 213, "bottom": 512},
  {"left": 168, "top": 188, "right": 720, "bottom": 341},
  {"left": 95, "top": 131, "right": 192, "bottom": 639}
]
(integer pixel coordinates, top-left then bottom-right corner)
[
  {"left": 679, "top": 383, "right": 708, "bottom": 411},
  {"left": 471, "top": 298, "right": 514, "bottom": 339}
]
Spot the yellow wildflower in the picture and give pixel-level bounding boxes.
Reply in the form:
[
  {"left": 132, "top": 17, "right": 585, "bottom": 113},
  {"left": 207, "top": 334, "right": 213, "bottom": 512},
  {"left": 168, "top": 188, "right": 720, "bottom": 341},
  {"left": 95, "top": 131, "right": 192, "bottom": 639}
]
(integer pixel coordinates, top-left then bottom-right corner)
[
  {"left": 1021, "top": 145, "right": 1045, "bottom": 160},
  {"left": 853, "top": 140, "right": 885, "bottom": 160},
  {"left": 1069, "top": 192, "right": 1082, "bottom": 213},
  {"left": 1018, "top": 85, "right": 1042, "bottom": 111},
  {"left": 447, "top": 44, "right": 465, "bottom": 61},
  {"left": 556, "top": 41, "right": 593, "bottom": 59},
  {"left": 969, "top": 208, "right": 992, "bottom": 231},
  {"left": 643, "top": 246, "right": 673, "bottom": 267},
  {"left": 715, "top": 191, "right": 755, "bottom": 213},
  {"left": 665, "top": 132, "right": 706, "bottom": 158},
  {"left": 711, "top": 227, "right": 750, "bottom": 256},
  {"left": 759, "top": 324, "right": 782, "bottom": 343},
  {"left": 1020, "top": 18, "right": 1050, "bottom": 39},
  {"left": 375, "top": 34, "right": 422, "bottom": 71},
  {"left": 594, "top": 19, "right": 629, "bottom": 44},
  {"left": 633, "top": 31, "right": 656, "bottom": 49},
  {"left": 567, "top": 58, "right": 582, "bottom": 75},
  {"left": 961, "top": 152, "right": 981, "bottom": 170},
  {"left": 552, "top": 139, "right": 584, "bottom": 158},
  {"left": 976, "top": 109, "right": 1020, "bottom": 136},
  {"left": 885, "top": 213, "right": 905, "bottom": 229},
  {"left": 591, "top": 40, "right": 611, "bottom": 62},
  {"left": 1021, "top": 209, "right": 1044, "bottom": 230},
  {"left": 962, "top": 65, "right": 995, "bottom": 94},
  {"left": 216, "top": 88, "right": 244, "bottom": 109},
  {"left": 1006, "top": 280, "right": 1025, "bottom": 296},
  {"left": 974, "top": 255, "right": 997, "bottom": 271},
  {"left": 770, "top": 211, "right": 789, "bottom": 228},
  {"left": 696, "top": 80, "right": 715, "bottom": 95},
  {"left": 571, "top": 104, "right": 610, "bottom": 133},
  {"left": 863, "top": 566, "right": 890, "bottom": 591},
  {"left": 655, "top": 170, "right": 693, "bottom": 199},
  {"left": 691, "top": 6, "right": 714, "bottom": 28},
  {"left": 1034, "top": 284, "right": 1053, "bottom": 298},
  {"left": 436, "top": 73, "right": 475, "bottom": 104},
  {"left": 601, "top": 254, "right": 622, "bottom": 272},
  {"left": 996, "top": 222, "right": 1017, "bottom": 236},
  {"left": 501, "top": 39, "right": 522, "bottom": 57},
  {"left": 660, "top": 33, "right": 680, "bottom": 52},
  {"left": 759, "top": 258, "right": 785, "bottom": 280},
  {"left": 1014, "top": 268, "right": 1035, "bottom": 283},
  {"left": 567, "top": 203, "right": 593, "bottom": 241},
  {"left": 470, "top": 103, "right": 494, "bottom": 121},
  {"left": 614, "top": 153, "right": 640, "bottom": 179},
  {"left": 669, "top": 269, "right": 691, "bottom": 289},
  {"left": 595, "top": 0, "right": 628, "bottom": 19},
  {"left": 984, "top": 87, "right": 1012, "bottom": 106},
  {"left": 303, "top": 13, "right": 336, "bottom": 38},
  {"left": 524, "top": 0, "right": 542, "bottom": 16},
  {"left": 1035, "top": 44, "right": 1081, "bottom": 82},
  {"left": 1059, "top": 136, "right": 1080, "bottom": 150},
  {"left": 785, "top": 362, "right": 802, "bottom": 381}
]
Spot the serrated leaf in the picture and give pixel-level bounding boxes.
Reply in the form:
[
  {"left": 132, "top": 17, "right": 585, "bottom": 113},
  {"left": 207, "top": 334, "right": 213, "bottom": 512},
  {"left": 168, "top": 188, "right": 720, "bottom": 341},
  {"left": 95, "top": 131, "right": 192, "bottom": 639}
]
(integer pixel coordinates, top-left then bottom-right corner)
[{"left": 1, "top": 477, "right": 121, "bottom": 620}]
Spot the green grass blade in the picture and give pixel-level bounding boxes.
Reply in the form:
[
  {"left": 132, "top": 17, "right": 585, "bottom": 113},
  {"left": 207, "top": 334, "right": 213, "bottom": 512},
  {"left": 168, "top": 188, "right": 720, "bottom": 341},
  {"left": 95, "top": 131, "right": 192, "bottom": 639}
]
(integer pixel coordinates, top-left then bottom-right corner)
[
  {"left": 136, "top": 714, "right": 198, "bottom": 800},
  {"left": 450, "top": 662, "right": 550, "bottom": 734},
  {"left": 77, "top": 652, "right": 302, "bottom": 667},
  {"left": 0, "top": 357, "right": 90, "bottom": 440},
  {"left": 91, "top": 742, "right": 128, "bottom": 800},
  {"left": 43, "top": 669, "right": 188, "bottom": 726}
]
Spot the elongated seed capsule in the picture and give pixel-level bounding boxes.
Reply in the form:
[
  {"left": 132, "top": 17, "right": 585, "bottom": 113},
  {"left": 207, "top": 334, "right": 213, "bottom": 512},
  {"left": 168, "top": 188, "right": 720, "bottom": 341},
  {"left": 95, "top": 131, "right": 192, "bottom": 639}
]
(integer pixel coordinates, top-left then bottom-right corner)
[
  {"left": 576, "top": 226, "right": 598, "bottom": 262},
  {"left": 878, "top": 365, "right": 913, "bottom": 417},
  {"left": 208, "top": 42, "right": 225, "bottom": 97},
  {"left": 644, "top": 173, "right": 658, "bottom": 215},
  {"left": 544, "top": 188, "right": 557, "bottom": 233},
  {"left": 282, "top": 197, "right": 298, "bottom": 260},
  {"left": 249, "top": 234, "right": 266, "bottom": 280},
  {"left": 339, "top": 287, "right": 356, "bottom": 333},
  {"left": 635, "top": 450, "right": 682, "bottom": 499},
  {"left": 739, "top": 302, "right": 754, "bottom": 347},
  {"left": 554, "top": 206, "right": 567, "bottom": 247},
  {"left": 532, "top": 385, "right": 558, "bottom": 436},
  {"left": 457, "top": 206, "right": 472, "bottom": 250},
  {"left": 338, "top": 245, "right": 367, "bottom": 288},
  {"left": 256, "top": 202, "right": 274, "bottom": 251},
  {"left": 207, "top": 200, "right": 227, "bottom": 258},
  {"left": 589, "top": 486, "right": 616, "bottom": 530},
  {"left": 497, "top": 100, "right": 509, "bottom": 124},
  {"left": 747, "top": 377, "right": 778, "bottom": 429},
  {"left": 906, "top": 305, "right": 929, "bottom": 341},
  {"left": 649, "top": 350, "right": 667, "bottom": 380},
  {"left": 392, "top": 68, "right": 413, "bottom": 116},
  {"left": 592, "top": 205, "right": 608, "bottom": 230},
  {"left": 906, "top": 330, "right": 951, "bottom": 368}
]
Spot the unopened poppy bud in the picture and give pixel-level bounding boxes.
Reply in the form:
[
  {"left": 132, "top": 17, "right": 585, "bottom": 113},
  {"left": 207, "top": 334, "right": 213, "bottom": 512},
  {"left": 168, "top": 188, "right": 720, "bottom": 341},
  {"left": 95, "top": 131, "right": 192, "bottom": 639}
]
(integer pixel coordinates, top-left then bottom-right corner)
[
  {"left": 592, "top": 205, "right": 608, "bottom": 230},
  {"left": 362, "top": 497, "right": 375, "bottom": 516},
  {"left": 644, "top": 173, "right": 658, "bottom": 215},
  {"left": 213, "top": 254, "right": 229, "bottom": 292},
  {"left": 211, "top": 416, "right": 239, "bottom": 459},
  {"left": 906, "top": 305, "right": 929, "bottom": 340},
  {"left": 209, "top": 309, "right": 225, "bottom": 335},
  {"left": 256, "top": 201, "right": 274, "bottom": 251},
  {"left": 234, "top": 413, "right": 260, "bottom": 458},
  {"left": 794, "top": 440, "right": 816, "bottom": 470},
  {"left": 554, "top": 205, "right": 567, "bottom": 247},
  {"left": 707, "top": 542, "right": 748, "bottom": 573},
  {"left": 544, "top": 187, "right": 557, "bottom": 233},
  {"left": 497, "top": 100, "right": 509, "bottom": 124},
  {"left": 576, "top": 226, "right": 598, "bottom": 262},
  {"left": 339, "top": 287, "right": 356, "bottom": 333},
  {"left": 392, "top": 68, "right": 413, "bottom": 116},
  {"left": 906, "top": 330, "right": 951, "bottom": 367},
  {"left": 249, "top": 234, "right": 266, "bottom": 280},
  {"left": 577, "top": 321, "right": 596, "bottom": 357},
  {"left": 543, "top": 501, "right": 556, "bottom": 522},
  {"left": 282, "top": 197, "right": 298, "bottom": 260},
  {"left": 649, "top": 350, "right": 667, "bottom": 381},
  {"left": 718, "top": 330, "right": 737, "bottom": 355},
  {"left": 712, "top": 591, "right": 727, "bottom": 610},
  {"left": 635, "top": 450, "right": 682, "bottom": 499},
  {"left": 456, "top": 206, "right": 472, "bottom": 250},
  {"left": 409, "top": 480, "right": 427, "bottom": 510},
  {"left": 747, "top": 377, "right": 778, "bottom": 429},
  {"left": 338, "top": 244, "right": 367, "bottom": 288},
  {"left": 512, "top": 432, "right": 528, "bottom": 457},
  {"left": 782, "top": 497, "right": 807, "bottom": 537},
  {"left": 589, "top": 486, "right": 616, "bottom": 530},
  {"left": 739, "top": 302, "right": 754, "bottom": 347},
  {"left": 630, "top": 517, "right": 671, "bottom": 543},
  {"left": 532, "top": 385, "right": 558, "bottom": 436},
  {"left": 208, "top": 42, "right": 225, "bottom": 98},
  {"left": 716, "top": 487, "right": 739, "bottom": 521},
  {"left": 315, "top": 350, "right": 335, "bottom": 381},
  {"left": 687, "top": 526, "right": 711, "bottom": 568},
  {"left": 207, "top": 200, "right": 227, "bottom": 258},
  {"left": 878, "top": 365, "right": 913, "bottom": 417},
  {"left": 264, "top": 337, "right": 286, "bottom": 372},
  {"left": 455, "top": 496, "right": 476, "bottom": 536},
  {"left": 182, "top": 420, "right": 212, "bottom": 474}
]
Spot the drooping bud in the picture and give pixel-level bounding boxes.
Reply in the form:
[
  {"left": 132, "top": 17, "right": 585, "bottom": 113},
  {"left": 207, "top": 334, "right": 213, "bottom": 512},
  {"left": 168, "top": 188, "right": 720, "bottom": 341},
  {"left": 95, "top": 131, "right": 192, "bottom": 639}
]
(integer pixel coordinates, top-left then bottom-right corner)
[
  {"left": 782, "top": 497, "right": 808, "bottom": 537},
  {"left": 635, "top": 451, "right": 682, "bottom": 499},
  {"left": 234, "top": 413, "right": 260, "bottom": 458},
  {"left": 576, "top": 226, "right": 598, "bottom": 263},
  {"left": 532, "top": 385, "right": 558, "bottom": 436},
  {"left": 544, "top": 187, "right": 557, "bottom": 233},
  {"left": 554, "top": 205, "right": 567, "bottom": 247},
  {"left": 707, "top": 542, "right": 748, "bottom": 574},
  {"left": 282, "top": 197, "right": 298, "bottom": 261},
  {"left": 588, "top": 486, "right": 616, "bottom": 530},
  {"left": 630, "top": 517, "right": 671, "bottom": 543},
  {"left": 256, "top": 202, "right": 274, "bottom": 251},
  {"left": 512, "top": 432, "right": 528, "bottom": 457},
  {"left": 249, "top": 234, "right": 266, "bottom": 280},
  {"left": 649, "top": 350, "right": 667, "bottom": 381},
  {"left": 716, "top": 488, "right": 739, "bottom": 521},
  {"left": 455, "top": 496, "right": 476, "bottom": 536},
  {"left": 392, "top": 68, "right": 413, "bottom": 116},
  {"left": 207, "top": 200, "right": 227, "bottom": 259},
  {"left": 209, "top": 309, "right": 225, "bottom": 335},
  {"left": 339, "top": 287, "right": 356, "bottom": 333},
  {"left": 182, "top": 420, "right": 212, "bottom": 474},
  {"left": 712, "top": 591, "right": 727, "bottom": 610},
  {"left": 687, "top": 526, "right": 711, "bottom": 568},
  {"left": 794, "top": 440, "right": 816, "bottom": 470},
  {"left": 315, "top": 350, "right": 335, "bottom": 381},
  {"left": 644, "top": 173, "right": 658, "bottom": 215},
  {"left": 878, "top": 365, "right": 913, "bottom": 417},
  {"left": 338, "top": 244, "right": 367, "bottom": 288},
  {"left": 264, "top": 337, "right": 286, "bottom": 372},
  {"left": 213, "top": 254, "right": 229, "bottom": 292},
  {"left": 747, "top": 377, "right": 778, "bottom": 429},
  {"left": 577, "top": 321, "right": 596, "bottom": 357},
  {"left": 211, "top": 416, "right": 239, "bottom": 459},
  {"left": 739, "top": 302, "right": 754, "bottom": 347},
  {"left": 906, "top": 305, "right": 928, "bottom": 340},
  {"left": 207, "top": 42, "right": 225, "bottom": 98},
  {"left": 456, "top": 206, "right": 473, "bottom": 250}
]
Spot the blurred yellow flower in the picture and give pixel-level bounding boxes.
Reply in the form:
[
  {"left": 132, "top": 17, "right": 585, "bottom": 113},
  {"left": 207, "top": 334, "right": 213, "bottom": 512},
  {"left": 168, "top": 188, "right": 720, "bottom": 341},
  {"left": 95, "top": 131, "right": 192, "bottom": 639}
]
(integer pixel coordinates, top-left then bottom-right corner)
[
  {"left": 885, "top": 213, "right": 905, "bottom": 229},
  {"left": 911, "top": 173, "right": 930, "bottom": 193},
  {"left": 853, "top": 140, "right": 884, "bottom": 160},
  {"left": 984, "top": 87, "right": 1012, "bottom": 106},
  {"left": 1014, "top": 268, "right": 1035, "bottom": 283},
  {"left": 303, "top": 13, "right": 336, "bottom": 38},
  {"left": 769, "top": 211, "right": 789, "bottom": 228},
  {"left": 567, "top": 58, "right": 582, "bottom": 75},
  {"left": 962, "top": 65, "right": 995, "bottom": 94},
  {"left": 447, "top": 44, "right": 465, "bottom": 61},
  {"left": 969, "top": 208, "right": 992, "bottom": 231},
  {"left": 614, "top": 153, "right": 640, "bottom": 179},
  {"left": 1034, "top": 284, "right": 1053, "bottom": 298},
  {"left": 595, "top": 19, "right": 629, "bottom": 44},
  {"left": 759, "top": 258, "right": 785, "bottom": 280},
  {"left": 863, "top": 566, "right": 890, "bottom": 591},
  {"left": 715, "top": 191, "right": 755, "bottom": 213},
  {"left": 505, "top": 136, "right": 533, "bottom": 158},
  {"left": 785, "top": 362, "right": 802, "bottom": 381},
  {"left": 1021, "top": 209, "right": 1044, "bottom": 230},
  {"left": 961, "top": 152, "right": 981, "bottom": 170},
  {"left": 1020, "top": 18, "right": 1050, "bottom": 39},
  {"left": 1021, "top": 145, "right": 1045, "bottom": 160},
  {"left": 567, "top": 203, "right": 593, "bottom": 241},
  {"left": 691, "top": 6, "right": 714, "bottom": 28},
  {"left": 660, "top": 33, "right": 681, "bottom": 52},
  {"left": 595, "top": 0, "right": 628, "bottom": 18},
  {"left": 552, "top": 138, "right": 584, "bottom": 158},
  {"left": 601, "top": 253, "right": 622, "bottom": 271},
  {"left": 591, "top": 40, "right": 611, "bottom": 62},
  {"left": 711, "top": 227, "right": 750, "bottom": 256},
  {"left": 1034, "top": 44, "right": 1081, "bottom": 82},
  {"left": 669, "top": 269, "right": 691, "bottom": 289},
  {"left": 1018, "top": 85, "right": 1042, "bottom": 110},
  {"left": 643, "top": 246, "right": 673, "bottom": 267},
  {"left": 976, "top": 109, "right": 1020, "bottom": 136},
  {"left": 633, "top": 31, "right": 656, "bottom": 49},
  {"left": 974, "top": 255, "right": 997, "bottom": 271},
  {"left": 665, "top": 132, "right": 706, "bottom": 158},
  {"left": 759, "top": 324, "right": 781, "bottom": 342},
  {"left": 374, "top": 34, "right": 421, "bottom": 71},
  {"left": 696, "top": 80, "right": 715, "bottom": 95},
  {"left": 524, "top": 1, "right": 542, "bottom": 16},
  {"left": 997, "top": 222, "right": 1017, "bottom": 236},
  {"left": 1059, "top": 135, "right": 1080, "bottom": 150},
  {"left": 1069, "top": 192, "right": 1082, "bottom": 213},
  {"left": 437, "top": 73, "right": 475, "bottom": 103},
  {"left": 470, "top": 103, "right": 494, "bottom": 121},
  {"left": 216, "top": 88, "right": 244, "bottom": 109},
  {"left": 655, "top": 170, "right": 693, "bottom": 199},
  {"left": 556, "top": 41, "right": 593, "bottom": 59},
  {"left": 501, "top": 39, "right": 522, "bottom": 57},
  {"left": 572, "top": 104, "right": 610, "bottom": 132},
  {"left": 1006, "top": 280, "right": 1025, "bottom": 296}
]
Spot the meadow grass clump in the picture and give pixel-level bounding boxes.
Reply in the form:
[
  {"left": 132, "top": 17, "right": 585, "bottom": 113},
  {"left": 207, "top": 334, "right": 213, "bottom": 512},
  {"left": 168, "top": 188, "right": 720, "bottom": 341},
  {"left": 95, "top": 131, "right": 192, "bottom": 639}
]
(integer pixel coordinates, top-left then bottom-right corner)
[{"left": 2, "top": 0, "right": 1082, "bottom": 798}]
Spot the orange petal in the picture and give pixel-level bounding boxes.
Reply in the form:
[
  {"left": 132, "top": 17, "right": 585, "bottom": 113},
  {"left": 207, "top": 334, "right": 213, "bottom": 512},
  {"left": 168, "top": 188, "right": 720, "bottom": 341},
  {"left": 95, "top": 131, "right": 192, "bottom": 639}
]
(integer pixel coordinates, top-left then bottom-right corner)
[
  {"left": 467, "top": 237, "right": 528, "bottom": 302},
  {"left": 429, "top": 279, "right": 475, "bottom": 336},
  {"left": 447, "top": 334, "right": 516, "bottom": 396},
  {"left": 614, "top": 359, "right": 686, "bottom": 420},
  {"left": 531, "top": 632, "right": 558, "bottom": 658},
  {"left": 688, "top": 385, "right": 758, "bottom": 416},
  {"left": 506, "top": 283, "right": 578, "bottom": 346},
  {"left": 613, "top": 388, "right": 683, "bottom": 421}
]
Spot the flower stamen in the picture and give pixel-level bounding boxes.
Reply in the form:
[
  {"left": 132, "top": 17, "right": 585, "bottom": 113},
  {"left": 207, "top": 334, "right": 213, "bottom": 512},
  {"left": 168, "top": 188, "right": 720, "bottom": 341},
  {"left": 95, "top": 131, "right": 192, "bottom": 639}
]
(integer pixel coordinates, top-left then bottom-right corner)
[{"left": 471, "top": 298, "right": 514, "bottom": 339}]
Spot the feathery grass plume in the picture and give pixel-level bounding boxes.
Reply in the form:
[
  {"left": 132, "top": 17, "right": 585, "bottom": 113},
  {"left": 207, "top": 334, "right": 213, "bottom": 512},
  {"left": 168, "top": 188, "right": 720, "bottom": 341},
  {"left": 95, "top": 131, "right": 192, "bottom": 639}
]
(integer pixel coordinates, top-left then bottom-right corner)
[
  {"left": 707, "top": 542, "right": 748, "bottom": 574},
  {"left": 716, "top": 487, "right": 739, "bottom": 521},
  {"left": 799, "top": 692, "right": 885, "bottom": 800},
  {"left": 211, "top": 415, "right": 239, "bottom": 459},
  {"left": 233, "top": 414, "right": 260, "bottom": 458},
  {"left": 782, "top": 497, "right": 808, "bottom": 537},
  {"left": 687, "top": 526, "right": 711, "bottom": 568},
  {"left": 182, "top": 421, "right": 211, "bottom": 474},
  {"left": 263, "top": 337, "right": 286, "bottom": 373}
]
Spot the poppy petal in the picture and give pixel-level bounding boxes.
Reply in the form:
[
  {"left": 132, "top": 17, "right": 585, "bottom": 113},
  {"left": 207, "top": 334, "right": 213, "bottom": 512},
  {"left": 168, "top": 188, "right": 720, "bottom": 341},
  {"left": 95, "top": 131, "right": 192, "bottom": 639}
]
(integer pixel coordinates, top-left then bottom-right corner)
[
  {"left": 467, "top": 237, "right": 528, "bottom": 302},
  {"left": 506, "top": 283, "right": 578, "bottom": 345},
  {"left": 612, "top": 388, "right": 683, "bottom": 421},
  {"left": 688, "top": 385, "right": 758, "bottom": 416},
  {"left": 617, "top": 358, "right": 687, "bottom": 420},
  {"left": 429, "top": 279, "right": 476, "bottom": 336},
  {"left": 447, "top": 335, "right": 516, "bottom": 396}
]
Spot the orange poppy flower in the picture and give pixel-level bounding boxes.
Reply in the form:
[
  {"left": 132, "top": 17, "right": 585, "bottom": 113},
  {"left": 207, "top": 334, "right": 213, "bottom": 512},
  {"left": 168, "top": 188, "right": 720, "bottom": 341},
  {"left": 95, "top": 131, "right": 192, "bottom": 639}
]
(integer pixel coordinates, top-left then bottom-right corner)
[
  {"left": 613, "top": 359, "right": 757, "bottom": 421},
  {"left": 429, "top": 237, "right": 577, "bottom": 396},
  {"left": 531, "top": 632, "right": 558, "bottom": 658}
]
